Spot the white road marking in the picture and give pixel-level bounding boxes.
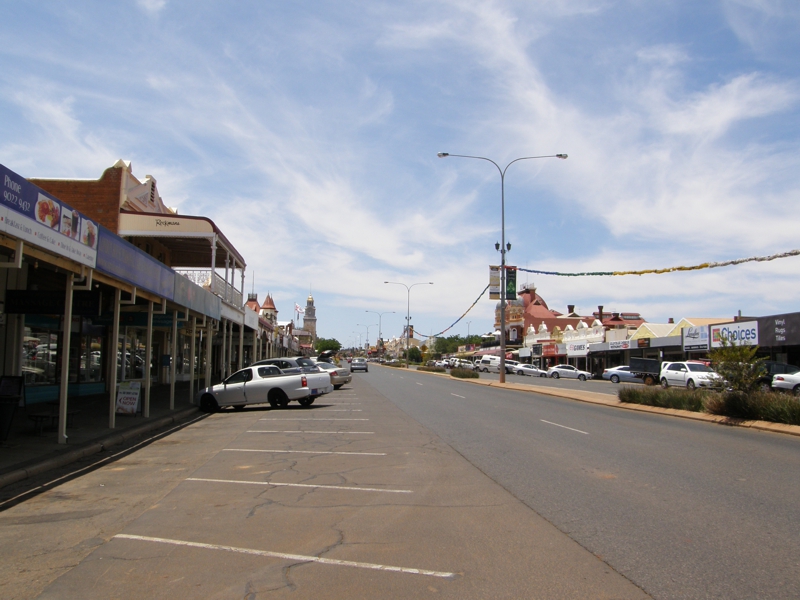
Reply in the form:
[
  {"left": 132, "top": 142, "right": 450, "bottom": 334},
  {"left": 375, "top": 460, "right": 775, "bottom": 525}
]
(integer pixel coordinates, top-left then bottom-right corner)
[
  {"left": 318, "top": 409, "right": 362, "bottom": 412},
  {"left": 541, "top": 420, "right": 589, "bottom": 435},
  {"left": 114, "top": 534, "right": 456, "bottom": 579},
  {"left": 259, "top": 418, "right": 369, "bottom": 421},
  {"left": 187, "top": 477, "right": 412, "bottom": 493},
  {"left": 416, "top": 382, "right": 423, "bottom": 386},
  {"left": 451, "top": 394, "right": 465, "bottom": 399},
  {"left": 248, "top": 430, "right": 374, "bottom": 434},
  {"left": 223, "top": 448, "right": 386, "bottom": 456}
]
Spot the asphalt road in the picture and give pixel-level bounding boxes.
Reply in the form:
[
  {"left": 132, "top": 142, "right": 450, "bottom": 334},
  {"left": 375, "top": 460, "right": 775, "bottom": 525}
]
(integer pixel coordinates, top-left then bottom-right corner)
[
  {"left": 0, "top": 378, "right": 649, "bottom": 599},
  {"left": 367, "top": 366, "right": 800, "bottom": 600}
]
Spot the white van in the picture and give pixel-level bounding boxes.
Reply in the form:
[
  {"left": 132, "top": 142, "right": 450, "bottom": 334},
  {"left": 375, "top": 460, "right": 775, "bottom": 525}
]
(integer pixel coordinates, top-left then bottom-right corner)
[{"left": 476, "top": 355, "right": 502, "bottom": 373}]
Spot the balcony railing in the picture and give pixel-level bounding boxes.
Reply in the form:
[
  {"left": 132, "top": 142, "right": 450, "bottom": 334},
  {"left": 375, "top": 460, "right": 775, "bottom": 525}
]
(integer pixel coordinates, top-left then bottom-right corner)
[{"left": 176, "top": 269, "right": 243, "bottom": 307}]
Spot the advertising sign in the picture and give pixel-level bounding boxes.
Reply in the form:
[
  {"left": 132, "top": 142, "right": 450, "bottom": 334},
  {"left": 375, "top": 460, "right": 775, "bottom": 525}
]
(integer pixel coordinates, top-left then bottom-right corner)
[
  {"left": 566, "top": 342, "right": 589, "bottom": 357},
  {"left": 489, "top": 266, "right": 500, "bottom": 300},
  {"left": 115, "top": 381, "right": 141, "bottom": 415},
  {"left": 710, "top": 321, "right": 758, "bottom": 348},
  {"left": 609, "top": 340, "right": 630, "bottom": 351},
  {"left": 758, "top": 313, "right": 800, "bottom": 347},
  {"left": 505, "top": 266, "right": 517, "bottom": 299},
  {"left": 682, "top": 326, "right": 709, "bottom": 351},
  {"left": 1, "top": 163, "right": 98, "bottom": 267}
]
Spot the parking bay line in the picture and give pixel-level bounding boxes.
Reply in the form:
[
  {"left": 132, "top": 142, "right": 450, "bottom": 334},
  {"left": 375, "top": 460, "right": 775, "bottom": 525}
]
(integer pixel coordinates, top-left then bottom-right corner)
[
  {"left": 541, "top": 419, "right": 589, "bottom": 435},
  {"left": 248, "top": 430, "right": 374, "bottom": 435},
  {"left": 259, "top": 418, "right": 370, "bottom": 421},
  {"left": 187, "top": 477, "right": 412, "bottom": 494},
  {"left": 451, "top": 394, "right": 465, "bottom": 399},
  {"left": 317, "top": 409, "right": 362, "bottom": 412},
  {"left": 114, "top": 534, "right": 457, "bottom": 579},
  {"left": 223, "top": 448, "right": 386, "bottom": 456}
]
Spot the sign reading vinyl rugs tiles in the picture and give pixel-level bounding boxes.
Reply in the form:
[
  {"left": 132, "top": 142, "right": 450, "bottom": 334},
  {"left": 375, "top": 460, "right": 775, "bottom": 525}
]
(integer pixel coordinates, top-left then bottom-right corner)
[{"left": 0, "top": 163, "right": 98, "bottom": 267}]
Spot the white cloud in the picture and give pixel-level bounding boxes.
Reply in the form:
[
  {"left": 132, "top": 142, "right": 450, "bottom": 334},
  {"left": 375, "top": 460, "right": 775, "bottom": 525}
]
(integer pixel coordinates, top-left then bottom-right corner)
[{"left": 136, "top": 0, "right": 167, "bottom": 16}]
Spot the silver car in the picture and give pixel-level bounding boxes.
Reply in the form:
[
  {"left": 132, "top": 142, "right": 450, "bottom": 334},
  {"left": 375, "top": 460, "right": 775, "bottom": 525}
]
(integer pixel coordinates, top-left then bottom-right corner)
[
  {"left": 514, "top": 364, "right": 548, "bottom": 377},
  {"left": 195, "top": 365, "right": 311, "bottom": 411},
  {"left": 351, "top": 357, "right": 368, "bottom": 372},
  {"left": 316, "top": 361, "right": 352, "bottom": 389},
  {"left": 547, "top": 364, "right": 593, "bottom": 381}
]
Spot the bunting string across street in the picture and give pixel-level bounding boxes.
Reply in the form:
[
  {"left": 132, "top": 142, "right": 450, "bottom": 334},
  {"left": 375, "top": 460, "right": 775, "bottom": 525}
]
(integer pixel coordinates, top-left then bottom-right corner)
[{"left": 425, "top": 249, "right": 800, "bottom": 338}]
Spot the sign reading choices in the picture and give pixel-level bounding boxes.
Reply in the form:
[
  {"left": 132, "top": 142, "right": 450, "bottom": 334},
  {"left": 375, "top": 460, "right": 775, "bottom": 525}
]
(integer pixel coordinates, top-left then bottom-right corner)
[{"left": 710, "top": 321, "right": 758, "bottom": 348}]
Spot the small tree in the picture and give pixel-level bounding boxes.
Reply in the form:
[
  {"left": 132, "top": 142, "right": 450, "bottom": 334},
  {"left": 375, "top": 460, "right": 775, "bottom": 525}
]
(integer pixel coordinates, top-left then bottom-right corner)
[
  {"left": 708, "top": 337, "right": 766, "bottom": 392},
  {"left": 316, "top": 338, "right": 342, "bottom": 353},
  {"left": 408, "top": 346, "right": 422, "bottom": 363}
]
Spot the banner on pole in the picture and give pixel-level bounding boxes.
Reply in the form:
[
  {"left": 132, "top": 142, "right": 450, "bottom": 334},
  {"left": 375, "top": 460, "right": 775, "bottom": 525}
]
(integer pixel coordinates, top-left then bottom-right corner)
[
  {"left": 489, "top": 266, "right": 500, "bottom": 300},
  {"left": 506, "top": 267, "right": 517, "bottom": 299}
]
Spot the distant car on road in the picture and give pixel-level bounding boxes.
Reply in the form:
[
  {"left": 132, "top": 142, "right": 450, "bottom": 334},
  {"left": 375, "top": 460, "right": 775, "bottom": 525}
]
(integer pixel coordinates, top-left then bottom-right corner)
[
  {"left": 514, "top": 364, "right": 548, "bottom": 377},
  {"left": 547, "top": 364, "right": 592, "bottom": 381},
  {"left": 602, "top": 366, "right": 643, "bottom": 384},
  {"left": 351, "top": 357, "right": 368, "bottom": 372}
]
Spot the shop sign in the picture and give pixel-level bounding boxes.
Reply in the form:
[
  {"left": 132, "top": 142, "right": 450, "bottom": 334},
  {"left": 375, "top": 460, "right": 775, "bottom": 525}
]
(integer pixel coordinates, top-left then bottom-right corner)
[
  {"left": 489, "top": 266, "right": 500, "bottom": 300},
  {"left": 682, "top": 326, "right": 709, "bottom": 351},
  {"left": 609, "top": 340, "right": 630, "bottom": 350},
  {"left": 115, "top": 381, "right": 141, "bottom": 415},
  {"left": 637, "top": 338, "right": 651, "bottom": 348},
  {"left": 1, "top": 163, "right": 98, "bottom": 268},
  {"left": 96, "top": 227, "right": 174, "bottom": 299},
  {"left": 530, "top": 343, "right": 543, "bottom": 357},
  {"left": 566, "top": 342, "right": 589, "bottom": 357},
  {"left": 542, "top": 343, "right": 558, "bottom": 356},
  {"left": 710, "top": 321, "right": 758, "bottom": 348},
  {"left": 757, "top": 313, "right": 800, "bottom": 347},
  {"left": 518, "top": 347, "right": 531, "bottom": 358}
]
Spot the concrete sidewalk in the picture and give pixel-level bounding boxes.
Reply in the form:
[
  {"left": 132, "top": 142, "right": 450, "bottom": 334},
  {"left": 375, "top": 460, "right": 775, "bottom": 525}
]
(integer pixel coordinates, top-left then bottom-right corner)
[{"left": 0, "top": 382, "right": 201, "bottom": 490}]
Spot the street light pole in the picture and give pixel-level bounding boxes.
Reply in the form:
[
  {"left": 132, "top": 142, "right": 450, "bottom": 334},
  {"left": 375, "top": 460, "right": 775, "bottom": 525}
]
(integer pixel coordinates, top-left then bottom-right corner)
[
  {"left": 366, "top": 310, "right": 395, "bottom": 357},
  {"left": 384, "top": 281, "right": 434, "bottom": 368},
  {"left": 437, "top": 152, "right": 567, "bottom": 383},
  {"left": 356, "top": 323, "right": 378, "bottom": 355}
]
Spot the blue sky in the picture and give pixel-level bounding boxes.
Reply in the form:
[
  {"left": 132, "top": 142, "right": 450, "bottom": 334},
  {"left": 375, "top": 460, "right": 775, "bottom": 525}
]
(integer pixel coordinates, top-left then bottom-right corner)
[{"left": 2, "top": 1, "right": 800, "bottom": 348}]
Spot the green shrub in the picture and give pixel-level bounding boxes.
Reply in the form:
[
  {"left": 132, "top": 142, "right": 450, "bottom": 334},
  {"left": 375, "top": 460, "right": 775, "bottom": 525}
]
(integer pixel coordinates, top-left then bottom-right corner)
[
  {"left": 619, "top": 386, "right": 800, "bottom": 426},
  {"left": 417, "top": 366, "right": 446, "bottom": 373},
  {"left": 451, "top": 367, "right": 478, "bottom": 379},
  {"left": 619, "top": 386, "right": 708, "bottom": 412}
]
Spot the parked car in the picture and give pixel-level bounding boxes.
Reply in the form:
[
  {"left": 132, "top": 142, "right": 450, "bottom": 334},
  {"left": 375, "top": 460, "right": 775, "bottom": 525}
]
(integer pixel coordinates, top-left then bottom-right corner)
[
  {"left": 771, "top": 371, "right": 800, "bottom": 395},
  {"left": 315, "top": 361, "right": 352, "bottom": 390},
  {"left": 758, "top": 361, "right": 800, "bottom": 391},
  {"left": 514, "top": 364, "right": 548, "bottom": 377},
  {"left": 476, "top": 356, "right": 502, "bottom": 373},
  {"left": 602, "top": 365, "right": 643, "bottom": 384},
  {"left": 251, "top": 357, "right": 333, "bottom": 398},
  {"left": 351, "top": 357, "right": 368, "bottom": 372},
  {"left": 659, "top": 361, "right": 722, "bottom": 390},
  {"left": 504, "top": 359, "right": 520, "bottom": 374},
  {"left": 195, "top": 365, "right": 312, "bottom": 411},
  {"left": 547, "top": 364, "right": 592, "bottom": 381}
]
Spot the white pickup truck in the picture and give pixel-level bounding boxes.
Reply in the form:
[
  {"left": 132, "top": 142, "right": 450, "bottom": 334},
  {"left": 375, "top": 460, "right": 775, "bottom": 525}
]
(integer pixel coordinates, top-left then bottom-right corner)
[
  {"left": 252, "top": 357, "right": 334, "bottom": 398},
  {"left": 195, "top": 364, "right": 314, "bottom": 411}
]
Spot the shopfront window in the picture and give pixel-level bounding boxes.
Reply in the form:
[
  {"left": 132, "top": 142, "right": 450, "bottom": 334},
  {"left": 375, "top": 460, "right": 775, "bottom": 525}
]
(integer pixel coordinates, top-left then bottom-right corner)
[
  {"left": 23, "top": 328, "right": 59, "bottom": 386},
  {"left": 119, "top": 327, "right": 146, "bottom": 381}
]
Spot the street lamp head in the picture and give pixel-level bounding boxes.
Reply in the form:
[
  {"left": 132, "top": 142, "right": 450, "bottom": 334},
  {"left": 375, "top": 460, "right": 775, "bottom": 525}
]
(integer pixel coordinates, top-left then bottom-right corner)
[
  {"left": 437, "top": 152, "right": 449, "bottom": 158},
  {"left": 495, "top": 241, "right": 500, "bottom": 251},
  {"left": 506, "top": 242, "right": 511, "bottom": 252},
  {"left": 556, "top": 154, "right": 568, "bottom": 159}
]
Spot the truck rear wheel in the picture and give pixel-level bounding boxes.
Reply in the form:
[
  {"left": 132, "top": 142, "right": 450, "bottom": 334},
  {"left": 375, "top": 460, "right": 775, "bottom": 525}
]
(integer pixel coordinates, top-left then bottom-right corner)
[{"left": 268, "top": 389, "right": 289, "bottom": 409}]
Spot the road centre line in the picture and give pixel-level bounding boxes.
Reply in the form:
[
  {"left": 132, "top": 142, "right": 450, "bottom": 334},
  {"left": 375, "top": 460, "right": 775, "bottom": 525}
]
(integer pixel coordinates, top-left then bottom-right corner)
[
  {"left": 248, "top": 430, "right": 374, "bottom": 434},
  {"left": 114, "top": 534, "right": 456, "bottom": 579},
  {"left": 187, "top": 477, "right": 412, "bottom": 494},
  {"left": 451, "top": 393, "right": 465, "bottom": 398},
  {"left": 541, "top": 419, "right": 589, "bottom": 435},
  {"left": 259, "top": 418, "right": 369, "bottom": 421},
  {"left": 223, "top": 448, "right": 386, "bottom": 456}
]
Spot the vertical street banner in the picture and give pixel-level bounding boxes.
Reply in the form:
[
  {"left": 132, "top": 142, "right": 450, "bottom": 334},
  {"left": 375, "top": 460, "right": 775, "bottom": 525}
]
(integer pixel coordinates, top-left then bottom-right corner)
[
  {"left": 506, "top": 266, "right": 517, "bottom": 299},
  {"left": 489, "top": 266, "right": 500, "bottom": 299}
]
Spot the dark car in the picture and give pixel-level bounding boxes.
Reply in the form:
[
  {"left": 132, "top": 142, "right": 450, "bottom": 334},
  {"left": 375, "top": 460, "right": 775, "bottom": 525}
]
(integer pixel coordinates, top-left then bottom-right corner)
[{"left": 758, "top": 360, "right": 800, "bottom": 391}]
